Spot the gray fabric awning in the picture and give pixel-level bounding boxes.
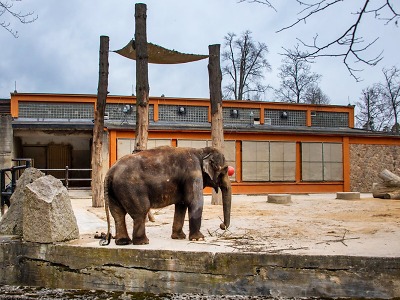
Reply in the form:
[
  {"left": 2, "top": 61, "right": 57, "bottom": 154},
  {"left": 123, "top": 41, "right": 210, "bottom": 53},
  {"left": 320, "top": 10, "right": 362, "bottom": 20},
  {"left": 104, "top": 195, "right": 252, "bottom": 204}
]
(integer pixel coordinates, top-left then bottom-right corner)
[{"left": 114, "top": 40, "right": 208, "bottom": 64}]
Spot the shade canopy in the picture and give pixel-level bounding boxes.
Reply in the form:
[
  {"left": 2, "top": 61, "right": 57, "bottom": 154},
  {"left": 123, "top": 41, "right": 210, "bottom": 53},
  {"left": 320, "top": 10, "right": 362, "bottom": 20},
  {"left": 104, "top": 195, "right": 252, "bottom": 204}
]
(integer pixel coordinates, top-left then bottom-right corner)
[{"left": 115, "top": 40, "right": 209, "bottom": 64}]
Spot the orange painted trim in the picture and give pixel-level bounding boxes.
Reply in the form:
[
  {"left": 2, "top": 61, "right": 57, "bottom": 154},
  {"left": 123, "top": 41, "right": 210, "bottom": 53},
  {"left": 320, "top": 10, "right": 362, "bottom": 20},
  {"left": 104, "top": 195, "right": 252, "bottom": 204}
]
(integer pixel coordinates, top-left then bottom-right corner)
[
  {"left": 10, "top": 95, "right": 19, "bottom": 117},
  {"left": 153, "top": 102, "right": 159, "bottom": 122},
  {"left": 235, "top": 140, "right": 242, "bottom": 183},
  {"left": 342, "top": 137, "right": 350, "bottom": 191},
  {"left": 109, "top": 130, "right": 118, "bottom": 166},
  {"left": 204, "top": 182, "right": 344, "bottom": 195},
  {"left": 259, "top": 107, "right": 265, "bottom": 125},
  {"left": 306, "top": 110, "right": 312, "bottom": 127},
  {"left": 349, "top": 136, "right": 400, "bottom": 145},
  {"left": 348, "top": 108, "right": 355, "bottom": 128}
]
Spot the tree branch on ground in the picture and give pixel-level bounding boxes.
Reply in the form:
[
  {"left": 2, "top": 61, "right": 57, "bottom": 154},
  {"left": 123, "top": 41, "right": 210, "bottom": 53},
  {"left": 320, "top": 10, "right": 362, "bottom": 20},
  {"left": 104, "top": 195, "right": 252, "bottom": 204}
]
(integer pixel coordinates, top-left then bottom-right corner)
[{"left": 0, "top": 0, "right": 37, "bottom": 38}]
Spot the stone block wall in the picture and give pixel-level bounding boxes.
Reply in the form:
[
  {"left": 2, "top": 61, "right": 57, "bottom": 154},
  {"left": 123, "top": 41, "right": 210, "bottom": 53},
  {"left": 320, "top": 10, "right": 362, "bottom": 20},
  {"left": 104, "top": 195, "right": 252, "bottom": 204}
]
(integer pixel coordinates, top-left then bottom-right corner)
[
  {"left": 350, "top": 144, "right": 400, "bottom": 192},
  {"left": 0, "top": 115, "right": 13, "bottom": 170}
]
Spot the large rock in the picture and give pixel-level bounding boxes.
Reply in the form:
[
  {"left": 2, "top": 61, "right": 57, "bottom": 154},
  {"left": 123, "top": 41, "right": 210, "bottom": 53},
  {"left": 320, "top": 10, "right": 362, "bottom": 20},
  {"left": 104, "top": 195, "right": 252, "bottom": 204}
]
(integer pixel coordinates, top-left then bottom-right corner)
[
  {"left": 0, "top": 168, "right": 44, "bottom": 235},
  {"left": 23, "top": 175, "right": 79, "bottom": 243}
]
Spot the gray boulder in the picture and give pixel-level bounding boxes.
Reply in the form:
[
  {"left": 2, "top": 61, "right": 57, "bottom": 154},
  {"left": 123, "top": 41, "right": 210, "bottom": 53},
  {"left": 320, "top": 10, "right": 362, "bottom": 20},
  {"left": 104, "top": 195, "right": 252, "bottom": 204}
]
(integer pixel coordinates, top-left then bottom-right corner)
[
  {"left": 23, "top": 175, "right": 79, "bottom": 243},
  {"left": 0, "top": 168, "right": 44, "bottom": 235}
]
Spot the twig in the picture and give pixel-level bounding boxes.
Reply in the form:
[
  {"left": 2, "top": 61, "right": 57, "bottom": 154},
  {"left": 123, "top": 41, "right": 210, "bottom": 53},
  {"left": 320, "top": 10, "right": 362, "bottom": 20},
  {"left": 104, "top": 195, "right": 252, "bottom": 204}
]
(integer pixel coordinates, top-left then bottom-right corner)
[{"left": 317, "top": 229, "right": 360, "bottom": 246}]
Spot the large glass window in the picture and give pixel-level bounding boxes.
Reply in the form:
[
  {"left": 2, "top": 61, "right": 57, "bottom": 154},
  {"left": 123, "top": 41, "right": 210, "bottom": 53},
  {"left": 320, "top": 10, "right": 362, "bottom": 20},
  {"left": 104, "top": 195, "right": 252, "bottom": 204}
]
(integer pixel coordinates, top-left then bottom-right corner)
[
  {"left": 117, "top": 139, "right": 171, "bottom": 159},
  {"left": 301, "top": 142, "right": 343, "bottom": 181},
  {"left": 177, "top": 140, "right": 236, "bottom": 180},
  {"left": 242, "top": 141, "right": 296, "bottom": 182}
]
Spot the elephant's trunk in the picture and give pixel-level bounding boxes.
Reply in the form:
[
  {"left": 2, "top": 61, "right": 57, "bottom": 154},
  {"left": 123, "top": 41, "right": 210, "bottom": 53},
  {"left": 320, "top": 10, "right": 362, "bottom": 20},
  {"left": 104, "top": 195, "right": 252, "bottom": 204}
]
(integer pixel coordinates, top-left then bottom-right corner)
[{"left": 219, "top": 173, "right": 232, "bottom": 230}]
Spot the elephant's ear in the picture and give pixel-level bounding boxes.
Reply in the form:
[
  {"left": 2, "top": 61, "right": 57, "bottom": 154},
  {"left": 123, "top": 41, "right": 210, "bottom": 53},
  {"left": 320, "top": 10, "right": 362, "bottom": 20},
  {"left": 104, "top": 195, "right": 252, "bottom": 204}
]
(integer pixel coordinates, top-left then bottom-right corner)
[{"left": 202, "top": 153, "right": 216, "bottom": 182}]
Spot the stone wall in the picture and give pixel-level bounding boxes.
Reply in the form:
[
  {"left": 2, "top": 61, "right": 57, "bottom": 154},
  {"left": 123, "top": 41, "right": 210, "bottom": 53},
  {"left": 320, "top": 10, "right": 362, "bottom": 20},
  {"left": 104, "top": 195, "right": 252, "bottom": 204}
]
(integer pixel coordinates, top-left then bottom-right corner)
[
  {"left": 0, "top": 115, "right": 13, "bottom": 170},
  {"left": 350, "top": 144, "right": 400, "bottom": 192},
  {"left": 0, "top": 240, "right": 399, "bottom": 298}
]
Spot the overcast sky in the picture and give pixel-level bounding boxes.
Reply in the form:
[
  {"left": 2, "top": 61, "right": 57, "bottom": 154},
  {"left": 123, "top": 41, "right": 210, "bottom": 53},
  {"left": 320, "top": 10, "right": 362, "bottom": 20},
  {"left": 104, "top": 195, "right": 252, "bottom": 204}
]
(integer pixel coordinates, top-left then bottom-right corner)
[{"left": 0, "top": 0, "right": 399, "bottom": 106}]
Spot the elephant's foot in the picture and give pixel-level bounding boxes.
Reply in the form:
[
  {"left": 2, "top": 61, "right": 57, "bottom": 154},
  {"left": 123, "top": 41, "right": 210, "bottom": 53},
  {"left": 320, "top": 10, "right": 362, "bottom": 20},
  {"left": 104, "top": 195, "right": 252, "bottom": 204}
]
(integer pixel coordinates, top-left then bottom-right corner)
[
  {"left": 189, "top": 231, "right": 205, "bottom": 241},
  {"left": 115, "top": 237, "right": 132, "bottom": 245},
  {"left": 132, "top": 236, "right": 149, "bottom": 245},
  {"left": 171, "top": 230, "right": 186, "bottom": 240}
]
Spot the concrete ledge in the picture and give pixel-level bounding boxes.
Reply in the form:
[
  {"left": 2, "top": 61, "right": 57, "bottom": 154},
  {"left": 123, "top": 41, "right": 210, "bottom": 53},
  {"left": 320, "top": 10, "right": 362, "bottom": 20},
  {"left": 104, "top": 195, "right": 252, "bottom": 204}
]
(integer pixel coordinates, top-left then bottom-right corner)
[
  {"left": 267, "top": 194, "right": 292, "bottom": 204},
  {"left": 336, "top": 192, "right": 361, "bottom": 200},
  {"left": 1, "top": 241, "right": 399, "bottom": 298}
]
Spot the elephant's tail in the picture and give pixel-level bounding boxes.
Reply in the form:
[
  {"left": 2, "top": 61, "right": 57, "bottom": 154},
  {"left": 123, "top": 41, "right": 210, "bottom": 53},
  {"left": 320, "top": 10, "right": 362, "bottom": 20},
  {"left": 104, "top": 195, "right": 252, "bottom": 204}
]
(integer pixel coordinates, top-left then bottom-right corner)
[{"left": 99, "top": 173, "right": 112, "bottom": 246}]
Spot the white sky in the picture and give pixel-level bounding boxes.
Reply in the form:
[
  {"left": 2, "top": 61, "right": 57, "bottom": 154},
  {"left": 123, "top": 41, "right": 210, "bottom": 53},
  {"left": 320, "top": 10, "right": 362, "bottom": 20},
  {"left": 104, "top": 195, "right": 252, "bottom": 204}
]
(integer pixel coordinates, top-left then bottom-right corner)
[{"left": 0, "top": 0, "right": 399, "bottom": 106}]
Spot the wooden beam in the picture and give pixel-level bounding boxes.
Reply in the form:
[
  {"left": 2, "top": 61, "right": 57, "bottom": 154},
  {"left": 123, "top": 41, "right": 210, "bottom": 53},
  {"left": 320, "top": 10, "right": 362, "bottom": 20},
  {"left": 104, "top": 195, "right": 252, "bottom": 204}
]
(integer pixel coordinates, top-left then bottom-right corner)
[
  {"left": 208, "top": 44, "right": 224, "bottom": 205},
  {"left": 134, "top": 3, "right": 149, "bottom": 152},
  {"left": 91, "top": 35, "right": 109, "bottom": 207}
]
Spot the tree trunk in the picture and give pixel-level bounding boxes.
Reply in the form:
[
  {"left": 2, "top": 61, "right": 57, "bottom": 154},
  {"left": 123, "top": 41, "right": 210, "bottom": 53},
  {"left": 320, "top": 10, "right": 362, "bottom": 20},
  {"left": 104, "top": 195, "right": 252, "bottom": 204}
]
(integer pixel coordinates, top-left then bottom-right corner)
[
  {"left": 208, "top": 44, "right": 224, "bottom": 205},
  {"left": 134, "top": 4, "right": 154, "bottom": 222},
  {"left": 372, "top": 169, "right": 400, "bottom": 200},
  {"left": 134, "top": 3, "right": 149, "bottom": 152},
  {"left": 378, "top": 169, "right": 400, "bottom": 187},
  {"left": 91, "top": 35, "right": 109, "bottom": 207}
]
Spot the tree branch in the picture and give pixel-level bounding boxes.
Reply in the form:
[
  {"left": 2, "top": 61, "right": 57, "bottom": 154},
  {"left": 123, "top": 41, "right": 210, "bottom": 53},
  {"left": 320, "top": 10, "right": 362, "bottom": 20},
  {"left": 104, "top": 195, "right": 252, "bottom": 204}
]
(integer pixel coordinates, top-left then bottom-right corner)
[
  {"left": 275, "top": 0, "right": 398, "bottom": 81},
  {"left": 0, "top": 0, "right": 37, "bottom": 38}
]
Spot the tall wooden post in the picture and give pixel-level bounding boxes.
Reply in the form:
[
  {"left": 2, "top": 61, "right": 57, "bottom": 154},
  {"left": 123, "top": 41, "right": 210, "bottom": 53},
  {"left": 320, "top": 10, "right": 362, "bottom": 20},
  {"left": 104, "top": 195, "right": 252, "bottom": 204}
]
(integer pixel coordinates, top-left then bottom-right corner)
[
  {"left": 134, "top": 3, "right": 149, "bottom": 152},
  {"left": 91, "top": 35, "right": 109, "bottom": 207},
  {"left": 208, "top": 44, "right": 224, "bottom": 205}
]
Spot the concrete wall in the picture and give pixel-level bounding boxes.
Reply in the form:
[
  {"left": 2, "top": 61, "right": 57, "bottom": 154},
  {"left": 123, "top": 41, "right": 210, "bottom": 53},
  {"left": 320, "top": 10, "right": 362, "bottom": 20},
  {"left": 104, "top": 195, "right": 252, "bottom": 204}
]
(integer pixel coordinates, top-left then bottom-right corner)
[
  {"left": 350, "top": 144, "right": 400, "bottom": 192},
  {"left": 0, "top": 115, "right": 13, "bottom": 170},
  {"left": 0, "top": 239, "right": 399, "bottom": 298}
]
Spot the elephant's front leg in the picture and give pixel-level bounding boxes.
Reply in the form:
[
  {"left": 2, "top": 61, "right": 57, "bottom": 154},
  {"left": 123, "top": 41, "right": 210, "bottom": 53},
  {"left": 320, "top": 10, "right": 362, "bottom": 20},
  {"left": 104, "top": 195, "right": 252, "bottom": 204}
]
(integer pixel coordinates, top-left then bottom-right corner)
[
  {"left": 171, "top": 202, "right": 187, "bottom": 239},
  {"left": 187, "top": 179, "right": 205, "bottom": 241}
]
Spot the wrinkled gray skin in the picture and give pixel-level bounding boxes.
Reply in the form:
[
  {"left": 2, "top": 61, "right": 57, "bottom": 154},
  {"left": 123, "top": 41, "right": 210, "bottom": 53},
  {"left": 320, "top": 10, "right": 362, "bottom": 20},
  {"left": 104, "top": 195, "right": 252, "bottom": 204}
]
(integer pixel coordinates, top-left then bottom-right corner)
[{"left": 102, "top": 146, "right": 232, "bottom": 245}]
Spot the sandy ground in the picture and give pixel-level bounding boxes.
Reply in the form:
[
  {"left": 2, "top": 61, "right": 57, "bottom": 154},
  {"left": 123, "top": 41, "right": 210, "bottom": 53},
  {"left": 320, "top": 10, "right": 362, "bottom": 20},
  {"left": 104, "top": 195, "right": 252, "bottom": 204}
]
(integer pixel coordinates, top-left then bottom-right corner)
[{"left": 68, "top": 190, "right": 400, "bottom": 257}]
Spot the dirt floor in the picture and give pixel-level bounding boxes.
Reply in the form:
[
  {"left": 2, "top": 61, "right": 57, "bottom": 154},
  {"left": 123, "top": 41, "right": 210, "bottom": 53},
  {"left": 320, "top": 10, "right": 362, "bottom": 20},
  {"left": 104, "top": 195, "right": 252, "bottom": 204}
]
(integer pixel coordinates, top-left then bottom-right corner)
[{"left": 70, "top": 191, "right": 400, "bottom": 257}]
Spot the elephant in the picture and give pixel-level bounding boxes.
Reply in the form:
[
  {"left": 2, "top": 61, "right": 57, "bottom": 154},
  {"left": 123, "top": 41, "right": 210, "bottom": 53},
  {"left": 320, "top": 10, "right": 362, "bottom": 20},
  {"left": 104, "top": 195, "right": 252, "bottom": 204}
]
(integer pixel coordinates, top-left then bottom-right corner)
[{"left": 101, "top": 146, "right": 232, "bottom": 246}]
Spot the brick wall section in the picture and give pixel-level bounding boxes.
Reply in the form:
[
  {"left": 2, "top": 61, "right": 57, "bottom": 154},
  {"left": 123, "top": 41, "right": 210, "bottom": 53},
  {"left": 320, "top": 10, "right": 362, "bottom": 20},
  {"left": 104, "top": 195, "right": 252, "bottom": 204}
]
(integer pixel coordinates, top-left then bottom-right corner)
[{"left": 350, "top": 144, "right": 400, "bottom": 192}]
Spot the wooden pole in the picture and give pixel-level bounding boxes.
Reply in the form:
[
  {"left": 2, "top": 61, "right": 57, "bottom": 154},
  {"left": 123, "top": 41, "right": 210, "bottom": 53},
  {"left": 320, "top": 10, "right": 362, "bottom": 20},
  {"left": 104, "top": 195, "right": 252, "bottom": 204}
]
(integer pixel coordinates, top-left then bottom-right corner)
[
  {"left": 208, "top": 44, "right": 224, "bottom": 205},
  {"left": 134, "top": 3, "right": 149, "bottom": 152},
  {"left": 134, "top": 4, "right": 154, "bottom": 221},
  {"left": 91, "top": 35, "right": 109, "bottom": 207}
]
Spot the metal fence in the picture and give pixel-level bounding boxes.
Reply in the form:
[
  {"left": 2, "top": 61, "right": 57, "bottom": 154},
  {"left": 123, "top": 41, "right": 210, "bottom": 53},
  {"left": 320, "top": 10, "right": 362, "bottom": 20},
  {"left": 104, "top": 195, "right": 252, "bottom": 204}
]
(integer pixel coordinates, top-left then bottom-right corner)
[
  {"left": 0, "top": 159, "right": 32, "bottom": 215},
  {"left": 39, "top": 166, "right": 92, "bottom": 189}
]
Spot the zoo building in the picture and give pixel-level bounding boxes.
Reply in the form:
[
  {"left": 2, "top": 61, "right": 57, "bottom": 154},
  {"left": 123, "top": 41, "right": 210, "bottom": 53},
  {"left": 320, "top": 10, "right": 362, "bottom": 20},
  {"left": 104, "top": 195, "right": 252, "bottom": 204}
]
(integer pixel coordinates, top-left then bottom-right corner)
[{"left": 7, "top": 92, "right": 400, "bottom": 194}]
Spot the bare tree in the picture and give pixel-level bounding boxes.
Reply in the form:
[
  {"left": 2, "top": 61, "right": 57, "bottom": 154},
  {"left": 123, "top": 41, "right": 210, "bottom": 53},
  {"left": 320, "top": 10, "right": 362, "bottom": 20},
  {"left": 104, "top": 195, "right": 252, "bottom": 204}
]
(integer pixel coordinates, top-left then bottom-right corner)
[
  {"left": 380, "top": 66, "right": 400, "bottom": 133},
  {"left": 355, "top": 85, "right": 388, "bottom": 131},
  {"left": 275, "top": 46, "right": 322, "bottom": 103},
  {"left": 222, "top": 30, "right": 271, "bottom": 100},
  {"left": 304, "top": 85, "right": 330, "bottom": 105},
  {"left": 1, "top": 0, "right": 37, "bottom": 38},
  {"left": 240, "top": 0, "right": 400, "bottom": 81}
]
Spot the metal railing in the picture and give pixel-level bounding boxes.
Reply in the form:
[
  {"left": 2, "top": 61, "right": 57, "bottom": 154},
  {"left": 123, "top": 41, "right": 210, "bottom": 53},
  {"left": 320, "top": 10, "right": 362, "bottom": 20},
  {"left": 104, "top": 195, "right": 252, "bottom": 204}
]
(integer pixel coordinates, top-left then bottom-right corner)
[
  {"left": 39, "top": 166, "right": 92, "bottom": 189},
  {"left": 1, "top": 159, "right": 32, "bottom": 215}
]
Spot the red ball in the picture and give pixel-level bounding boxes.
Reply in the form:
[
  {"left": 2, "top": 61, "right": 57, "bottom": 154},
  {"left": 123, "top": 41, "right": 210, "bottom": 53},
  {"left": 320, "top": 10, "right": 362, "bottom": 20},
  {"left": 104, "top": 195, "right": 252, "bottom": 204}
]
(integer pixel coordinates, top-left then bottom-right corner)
[{"left": 228, "top": 166, "right": 235, "bottom": 176}]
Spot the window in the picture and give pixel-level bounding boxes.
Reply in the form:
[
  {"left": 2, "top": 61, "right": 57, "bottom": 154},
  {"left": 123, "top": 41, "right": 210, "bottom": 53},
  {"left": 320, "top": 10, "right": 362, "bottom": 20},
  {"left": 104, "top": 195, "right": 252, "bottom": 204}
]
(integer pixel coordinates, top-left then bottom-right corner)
[
  {"left": 242, "top": 141, "right": 296, "bottom": 182},
  {"left": 177, "top": 139, "right": 236, "bottom": 180},
  {"left": 301, "top": 142, "right": 343, "bottom": 181},
  {"left": 116, "top": 139, "right": 171, "bottom": 159}
]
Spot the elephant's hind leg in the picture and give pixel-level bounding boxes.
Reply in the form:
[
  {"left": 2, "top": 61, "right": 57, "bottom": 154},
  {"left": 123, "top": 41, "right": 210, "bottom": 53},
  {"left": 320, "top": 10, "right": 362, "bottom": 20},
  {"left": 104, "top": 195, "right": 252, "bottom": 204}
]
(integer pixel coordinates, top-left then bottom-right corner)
[
  {"left": 109, "top": 201, "right": 131, "bottom": 245},
  {"left": 171, "top": 202, "right": 187, "bottom": 239}
]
